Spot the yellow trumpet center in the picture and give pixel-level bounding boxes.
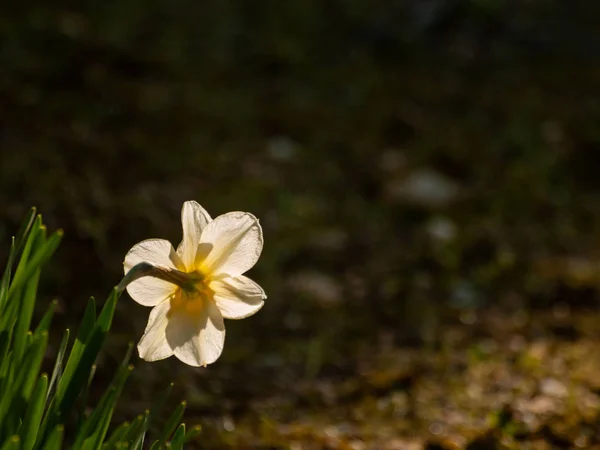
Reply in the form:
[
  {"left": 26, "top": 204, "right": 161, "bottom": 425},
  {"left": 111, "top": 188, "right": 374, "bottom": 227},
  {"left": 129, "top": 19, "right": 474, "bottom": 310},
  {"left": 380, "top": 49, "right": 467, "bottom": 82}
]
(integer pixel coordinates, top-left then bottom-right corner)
[{"left": 168, "top": 271, "right": 214, "bottom": 318}]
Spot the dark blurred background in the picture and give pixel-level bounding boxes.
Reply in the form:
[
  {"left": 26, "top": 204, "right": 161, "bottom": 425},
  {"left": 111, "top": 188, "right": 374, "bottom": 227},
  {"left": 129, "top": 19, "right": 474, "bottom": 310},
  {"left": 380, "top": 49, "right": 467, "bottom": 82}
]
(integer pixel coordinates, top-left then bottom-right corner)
[{"left": 2, "top": 1, "right": 600, "bottom": 448}]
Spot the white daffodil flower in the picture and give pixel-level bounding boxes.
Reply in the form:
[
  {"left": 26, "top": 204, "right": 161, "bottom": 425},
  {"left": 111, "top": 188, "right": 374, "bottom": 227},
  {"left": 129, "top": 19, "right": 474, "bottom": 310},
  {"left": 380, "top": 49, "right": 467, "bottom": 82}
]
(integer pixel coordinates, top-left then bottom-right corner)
[{"left": 123, "top": 201, "right": 266, "bottom": 367}]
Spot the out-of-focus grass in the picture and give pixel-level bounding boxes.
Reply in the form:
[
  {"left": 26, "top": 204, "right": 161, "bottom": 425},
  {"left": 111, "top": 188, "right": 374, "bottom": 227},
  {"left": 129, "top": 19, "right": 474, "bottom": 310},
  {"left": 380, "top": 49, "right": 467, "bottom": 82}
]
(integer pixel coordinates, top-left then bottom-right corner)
[{"left": 2, "top": 2, "right": 600, "bottom": 447}]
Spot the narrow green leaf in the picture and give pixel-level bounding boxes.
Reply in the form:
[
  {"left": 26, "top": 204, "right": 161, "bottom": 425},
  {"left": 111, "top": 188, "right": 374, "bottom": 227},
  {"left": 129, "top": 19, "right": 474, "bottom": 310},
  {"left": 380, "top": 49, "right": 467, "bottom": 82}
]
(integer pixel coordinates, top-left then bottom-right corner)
[
  {"left": 0, "top": 360, "right": 18, "bottom": 434},
  {"left": 75, "top": 389, "right": 118, "bottom": 450},
  {"left": 101, "top": 421, "right": 131, "bottom": 449},
  {"left": 148, "top": 382, "right": 174, "bottom": 427},
  {"left": 6, "top": 216, "right": 42, "bottom": 302},
  {"left": 96, "top": 288, "right": 119, "bottom": 332},
  {"left": 121, "top": 413, "right": 146, "bottom": 442},
  {"left": 77, "top": 363, "right": 97, "bottom": 430},
  {"left": 38, "top": 297, "right": 96, "bottom": 445},
  {"left": 84, "top": 403, "right": 118, "bottom": 450},
  {"left": 0, "top": 330, "right": 17, "bottom": 410},
  {"left": 138, "top": 381, "right": 175, "bottom": 449},
  {"left": 34, "top": 300, "right": 58, "bottom": 336},
  {"left": 77, "top": 297, "right": 97, "bottom": 343},
  {"left": 0, "top": 295, "right": 19, "bottom": 351},
  {"left": 52, "top": 297, "right": 96, "bottom": 411},
  {"left": 0, "top": 355, "right": 15, "bottom": 404},
  {"left": 183, "top": 426, "right": 202, "bottom": 444},
  {"left": 42, "top": 425, "right": 64, "bottom": 450},
  {"left": 0, "top": 330, "right": 11, "bottom": 381},
  {"left": 0, "top": 218, "right": 41, "bottom": 354},
  {"left": 74, "top": 302, "right": 128, "bottom": 448},
  {"left": 20, "top": 374, "right": 48, "bottom": 450},
  {"left": 169, "top": 424, "right": 186, "bottom": 449},
  {"left": 0, "top": 238, "right": 16, "bottom": 315},
  {"left": 74, "top": 360, "right": 134, "bottom": 448},
  {"left": 0, "top": 207, "right": 36, "bottom": 311},
  {"left": 0, "top": 282, "right": 20, "bottom": 338},
  {"left": 116, "top": 343, "right": 134, "bottom": 381},
  {"left": 0, "top": 330, "right": 47, "bottom": 437},
  {"left": 159, "top": 402, "right": 186, "bottom": 443},
  {"left": 12, "top": 208, "right": 37, "bottom": 260},
  {"left": 13, "top": 266, "right": 41, "bottom": 363},
  {"left": 46, "top": 329, "right": 70, "bottom": 401},
  {"left": 57, "top": 290, "right": 118, "bottom": 419},
  {"left": 0, "top": 436, "right": 20, "bottom": 450},
  {"left": 129, "top": 411, "right": 150, "bottom": 450},
  {"left": 21, "top": 331, "right": 49, "bottom": 398},
  {"left": 8, "top": 229, "right": 63, "bottom": 302}
]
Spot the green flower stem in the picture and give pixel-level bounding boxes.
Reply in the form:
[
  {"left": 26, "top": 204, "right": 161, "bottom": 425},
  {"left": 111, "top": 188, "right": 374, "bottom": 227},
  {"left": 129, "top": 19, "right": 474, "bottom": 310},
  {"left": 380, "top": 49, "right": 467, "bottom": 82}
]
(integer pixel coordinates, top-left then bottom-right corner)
[{"left": 117, "top": 263, "right": 202, "bottom": 294}]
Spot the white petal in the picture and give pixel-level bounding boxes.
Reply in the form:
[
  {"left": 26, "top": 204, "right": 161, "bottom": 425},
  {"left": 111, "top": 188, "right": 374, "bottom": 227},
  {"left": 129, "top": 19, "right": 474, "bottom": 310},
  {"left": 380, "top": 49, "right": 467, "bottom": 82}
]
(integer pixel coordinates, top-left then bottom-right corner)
[
  {"left": 124, "top": 239, "right": 183, "bottom": 306},
  {"left": 177, "top": 201, "right": 212, "bottom": 270},
  {"left": 137, "top": 300, "right": 174, "bottom": 362},
  {"left": 198, "top": 212, "right": 263, "bottom": 277},
  {"left": 210, "top": 276, "right": 266, "bottom": 319},
  {"left": 165, "top": 295, "right": 225, "bottom": 367}
]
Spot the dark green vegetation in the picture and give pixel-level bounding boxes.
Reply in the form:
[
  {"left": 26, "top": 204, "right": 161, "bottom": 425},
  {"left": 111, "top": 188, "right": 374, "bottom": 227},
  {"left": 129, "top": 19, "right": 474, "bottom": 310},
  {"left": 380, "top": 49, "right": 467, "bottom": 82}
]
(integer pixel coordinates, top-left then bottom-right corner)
[
  {"left": 0, "top": 209, "right": 195, "bottom": 448},
  {"left": 2, "top": 1, "right": 600, "bottom": 448}
]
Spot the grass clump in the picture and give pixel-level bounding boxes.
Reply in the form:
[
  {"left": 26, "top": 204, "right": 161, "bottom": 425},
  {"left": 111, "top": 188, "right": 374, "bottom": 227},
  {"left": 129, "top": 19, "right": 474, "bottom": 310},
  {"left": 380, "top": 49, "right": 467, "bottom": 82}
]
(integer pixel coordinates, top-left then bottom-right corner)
[{"left": 0, "top": 208, "right": 198, "bottom": 449}]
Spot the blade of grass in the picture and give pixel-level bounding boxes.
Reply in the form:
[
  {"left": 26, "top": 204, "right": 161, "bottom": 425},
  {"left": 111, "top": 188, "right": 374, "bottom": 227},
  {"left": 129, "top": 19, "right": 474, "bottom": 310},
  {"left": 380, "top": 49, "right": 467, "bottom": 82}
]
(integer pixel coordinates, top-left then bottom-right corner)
[
  {"left": 0, "top": 326, "right": 18, "bottom": 418},
  {"left": 77, "top": 363, "right": 96, "bottom": 430},
  {"left": 0, "top": 329, "right": 11, "bottom": 380},
  {"left": 37, "top": 297, "right": 96, "bottom": 447},
  {"left": 74, "top": 359, "right": 134, "bottom": 448},
  {"left": 0, "top": 216, "right": 42, "bottom": 358},
  {"left": 0, "top": 207, "right": 36, "bottom": 311},
  {"left": 0, "top": 353, "right": 18, "bottom": 437},
  {"left": 120, "top": 413, "right": 146, "bottom": 442},
  {"left": 6, "top": 216, "right": 42, "bottom": 303},
  {"left": 13, "top": 266, "right": 42, "bottom": 363},
  {"left": 7, "top": 229, "right": 63, "bottom": 302},
  {"left": 159, "top": 402, "right": 186, "bottom": 443},
  {"left": 101, "top": 421, "right": 131, "bottom": 449},
  {"left": 20, "top": 331, "right": 49, "bottom": 401},
  {"left": 168, "top": 424, "right": 186, "bottom": 449},
  {"left": 75, "top": 389, "right": 118, "bottom": 450},
  {"left": 51, "top": 297, "right": 96, "bottom": 407},
  {"left": 129, "top": 411, "right": 150, "bottom": 450},
  {"left": 79, "top": 341, "right": 132, "bottom": 431},
  {"left": 0, "top": 282, "right": 21, "bottom": 338},
  {"left": 57, "top": 289, "right": 118, "bottom": 418},
  {"left": 12, "top": 208, "right": 37, "bottom": 255},
  {"left": 0, "top": 238, "right": 16, "bottom": 315},
  {"left": 0, "top": 331, "right": 48, "bottom": 436},
  {"left": 0, "top": 295, "right": 20, "bottom": 361},
  {"left": 41, "top": 425, "right": 64, "bottom": 450},
  {"left": 0, "top": 436, "right": 20, "bottom": 450},
  {"left": 34, "top": 300, "right": 58, "bottom": 336},
  {"left": 46, "top": 329, "right": 70, "bottom": 401},
  {"left": 83, "top": 401, "right": 122, "bottom": 450},
  {"left": 148, "top": 382, "right": 174, "bottom": 429},
  {"left": 183, "top": 426, "right": 202, "bottom": 444},
  {"left": 20, "top": 374, "right": 48, "bottom": 450},
  {"left": 38, "top": 289, "right": 121, "bottom": 447}
]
